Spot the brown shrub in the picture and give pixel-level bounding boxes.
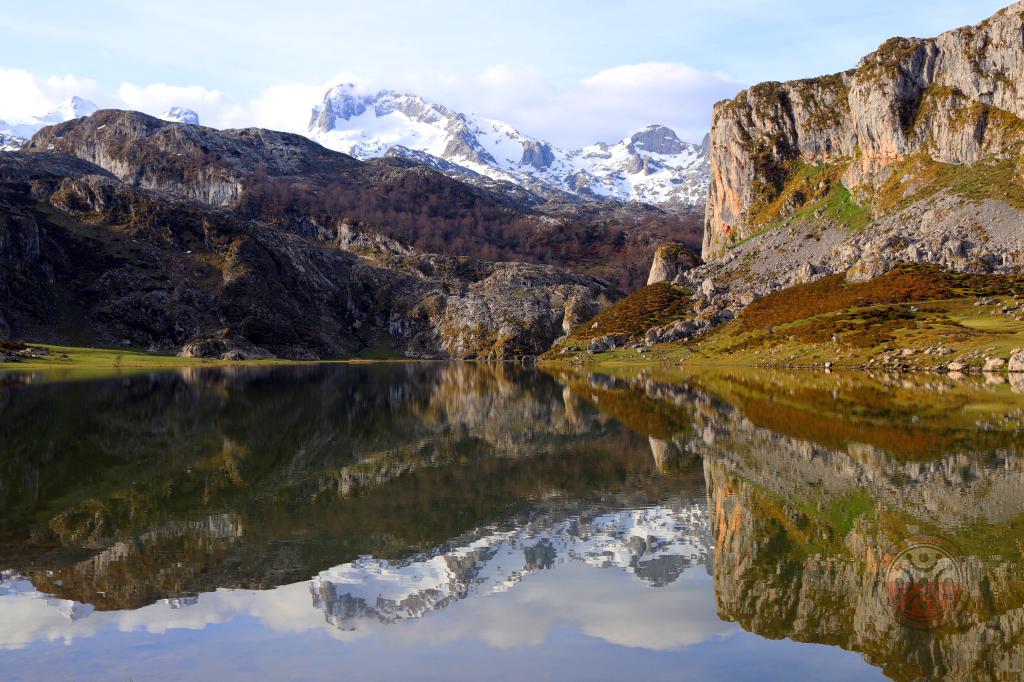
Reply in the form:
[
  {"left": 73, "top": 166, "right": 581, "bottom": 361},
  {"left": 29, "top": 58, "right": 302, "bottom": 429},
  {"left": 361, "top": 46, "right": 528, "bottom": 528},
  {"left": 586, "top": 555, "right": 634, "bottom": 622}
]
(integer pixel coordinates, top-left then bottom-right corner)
[
  {"left": 738, "top": 264, "right": 1024, "bottom": 332},
  {"left": 567, "top": 283, "right": 693, "bottom": 343}
]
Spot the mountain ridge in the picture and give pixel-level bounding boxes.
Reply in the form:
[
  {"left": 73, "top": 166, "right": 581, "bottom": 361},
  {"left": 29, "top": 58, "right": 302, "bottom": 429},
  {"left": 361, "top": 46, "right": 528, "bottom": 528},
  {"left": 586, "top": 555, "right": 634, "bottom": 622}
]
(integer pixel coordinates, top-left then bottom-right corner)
[
  {"left": 307, "top": 83, "right": 710, "bottom": 209},
  {"left": 22, "top": 108, "right": 700, "bottom": 290},
  {"left": 0, "top": 141, "right": 620, "bottom": 360}
]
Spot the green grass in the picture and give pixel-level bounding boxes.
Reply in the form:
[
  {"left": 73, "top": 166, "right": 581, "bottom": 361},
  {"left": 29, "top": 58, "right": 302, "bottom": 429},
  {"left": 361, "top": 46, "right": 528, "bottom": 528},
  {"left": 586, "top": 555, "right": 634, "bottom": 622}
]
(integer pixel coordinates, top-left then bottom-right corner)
[
  {"left": 797, "top": 183, "right": 871, "bottom": 231},
  {"left": 821, "top": 490, "right": 875, "bottom": 537},
  {"left": 733, "top": 161, "right": 870, "bottom": 250},
  {"left": 0, "top": 343, "right": 411, "bottom": 371},
  {"left": 874, "top": 154, "right": 1024, "bottom": 215}
]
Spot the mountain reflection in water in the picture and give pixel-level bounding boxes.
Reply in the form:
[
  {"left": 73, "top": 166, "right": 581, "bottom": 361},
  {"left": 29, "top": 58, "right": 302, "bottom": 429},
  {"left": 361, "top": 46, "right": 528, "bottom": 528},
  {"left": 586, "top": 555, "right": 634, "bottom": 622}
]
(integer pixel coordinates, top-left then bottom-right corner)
[{"left": 0, "top": 363, "right": 1022, "bottom": 681}]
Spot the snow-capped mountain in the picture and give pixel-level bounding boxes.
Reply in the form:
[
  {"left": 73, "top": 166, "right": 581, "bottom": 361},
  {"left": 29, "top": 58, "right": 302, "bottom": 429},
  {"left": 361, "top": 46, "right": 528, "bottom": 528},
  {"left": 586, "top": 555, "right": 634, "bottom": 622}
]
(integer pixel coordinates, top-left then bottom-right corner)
[
  {"left": 0, "top": 96, "right": 98, "bottom": 150},
  {"left": 160, "top": 106, "right": 200, "bottom": 125},
  {"left": 308, "top": 83, "right": 709, "bottom": 208}
]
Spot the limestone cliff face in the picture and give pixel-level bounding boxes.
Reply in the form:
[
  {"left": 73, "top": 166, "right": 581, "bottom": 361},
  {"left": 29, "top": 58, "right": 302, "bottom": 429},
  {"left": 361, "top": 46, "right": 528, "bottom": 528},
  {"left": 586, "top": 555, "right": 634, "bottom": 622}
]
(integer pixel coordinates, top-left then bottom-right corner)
[{"left": 703, "top": 2, "right": 1024, "bottom": 259}]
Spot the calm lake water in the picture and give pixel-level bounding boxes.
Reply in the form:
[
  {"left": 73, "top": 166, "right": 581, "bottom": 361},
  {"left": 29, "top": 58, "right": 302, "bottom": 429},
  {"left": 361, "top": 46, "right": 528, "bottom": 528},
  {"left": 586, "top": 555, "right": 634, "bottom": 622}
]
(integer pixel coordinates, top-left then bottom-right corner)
[{"left": 1, "top": 363, "right": 1022, "bottom": 681}]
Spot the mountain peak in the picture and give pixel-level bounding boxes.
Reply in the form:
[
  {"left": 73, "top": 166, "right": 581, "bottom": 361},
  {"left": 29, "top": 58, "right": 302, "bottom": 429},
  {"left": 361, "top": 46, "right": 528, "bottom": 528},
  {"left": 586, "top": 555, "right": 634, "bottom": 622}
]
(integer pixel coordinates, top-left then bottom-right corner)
[
  {"left": 628, "top": 125, "right": 686, "bottom": 155},
  {"left": 0, "top": 95, "right": 100, "bottom": 149},
  {"left": 53, "top": 96, "right": 98, "bottom": 121},
  {"left": 309, "top": 83, "right": 374, "bottom": 131},
  {"left": 160, "top": 107, "right": 200, "bottom": 125}
]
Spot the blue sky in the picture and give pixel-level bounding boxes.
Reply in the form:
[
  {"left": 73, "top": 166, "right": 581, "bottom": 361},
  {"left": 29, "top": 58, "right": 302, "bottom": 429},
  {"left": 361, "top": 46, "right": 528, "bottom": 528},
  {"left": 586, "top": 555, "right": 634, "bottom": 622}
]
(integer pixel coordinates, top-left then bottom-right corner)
[{"left": 0, "top": 0, "right": 1011, "bottom": 146}]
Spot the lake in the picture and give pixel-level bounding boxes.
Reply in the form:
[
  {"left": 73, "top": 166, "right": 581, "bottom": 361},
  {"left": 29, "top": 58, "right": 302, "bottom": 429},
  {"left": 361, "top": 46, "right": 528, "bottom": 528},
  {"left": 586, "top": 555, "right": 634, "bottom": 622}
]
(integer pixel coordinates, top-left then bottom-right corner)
[{"left": 0, "top": 363, "right": 1022, "bottom": 681}]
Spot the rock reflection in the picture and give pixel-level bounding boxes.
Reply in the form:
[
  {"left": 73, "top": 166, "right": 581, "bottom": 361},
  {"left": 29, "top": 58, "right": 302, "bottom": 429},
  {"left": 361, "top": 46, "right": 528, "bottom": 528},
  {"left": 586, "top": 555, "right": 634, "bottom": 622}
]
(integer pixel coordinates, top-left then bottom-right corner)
[
  {"left": 0, "top": 363, "right": 697, "bottom": 611},
  {"left": 559, "top": 368, "right": 1024, "bottom": 681}
]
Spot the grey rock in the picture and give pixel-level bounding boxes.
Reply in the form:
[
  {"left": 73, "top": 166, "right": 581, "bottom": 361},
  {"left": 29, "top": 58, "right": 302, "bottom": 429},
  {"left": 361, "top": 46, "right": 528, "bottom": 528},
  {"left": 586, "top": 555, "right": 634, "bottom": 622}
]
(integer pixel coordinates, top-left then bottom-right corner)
[
  {"left": 984, "top": 357, "right": 1007, "bottom": 371},
  {"left": 846, "top": 258, "right": 891, "bottom": 283},
  {"left": 647, "top": 243, "right": 699, "bottom": 285},
  {"left": 587, "top": 334, "right": 627, "bottom": 353},
  {"left": 629, "top": 125, "right": 687, "bottom": 155},
  {"left": 519, "top": 141, "right": 555, "bottom": 170},
  {"left": 1010, "top": 350, "right": 1024, "bottom": 373}
]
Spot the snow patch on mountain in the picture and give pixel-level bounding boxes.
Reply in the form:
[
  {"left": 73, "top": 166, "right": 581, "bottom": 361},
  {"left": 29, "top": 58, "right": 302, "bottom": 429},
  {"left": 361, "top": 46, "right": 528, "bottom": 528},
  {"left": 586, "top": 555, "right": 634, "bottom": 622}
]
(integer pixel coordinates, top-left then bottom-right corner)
[
  {"left": 308, "top": 84, "right": 709, "bottom": 208},
  {"left": 160, "top": 107, "right": 200, "bottom": 125}
]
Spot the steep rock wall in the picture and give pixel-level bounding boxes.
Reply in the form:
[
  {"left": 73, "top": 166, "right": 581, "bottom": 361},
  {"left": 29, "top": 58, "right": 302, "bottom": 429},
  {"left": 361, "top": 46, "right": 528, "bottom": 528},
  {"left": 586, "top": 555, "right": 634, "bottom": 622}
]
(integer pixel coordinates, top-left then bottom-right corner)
[{"left": 704, "top": 2, "right": 1024, "bottom": 259}]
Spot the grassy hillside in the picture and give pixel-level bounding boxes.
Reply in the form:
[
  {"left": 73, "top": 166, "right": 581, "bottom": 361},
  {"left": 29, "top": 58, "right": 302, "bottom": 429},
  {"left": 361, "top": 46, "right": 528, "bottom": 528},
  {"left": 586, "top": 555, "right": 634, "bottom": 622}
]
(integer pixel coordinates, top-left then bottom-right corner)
[
  {"left": 549, "top": 282, "right": 692, "bottom": 352},
  {"left": 546, "top": 264, "right": 1024, "bottom": 372}
]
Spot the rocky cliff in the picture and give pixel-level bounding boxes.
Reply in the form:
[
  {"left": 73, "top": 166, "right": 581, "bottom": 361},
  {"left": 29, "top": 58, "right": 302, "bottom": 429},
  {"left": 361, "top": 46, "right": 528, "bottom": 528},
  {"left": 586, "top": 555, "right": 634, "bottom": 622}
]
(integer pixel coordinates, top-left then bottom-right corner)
[
  {"left": 704, "top": 2, "right": 1024, "bottom": 260},
  {"left": 554, "top": 368, "right": 1024, "bottom": 681}
]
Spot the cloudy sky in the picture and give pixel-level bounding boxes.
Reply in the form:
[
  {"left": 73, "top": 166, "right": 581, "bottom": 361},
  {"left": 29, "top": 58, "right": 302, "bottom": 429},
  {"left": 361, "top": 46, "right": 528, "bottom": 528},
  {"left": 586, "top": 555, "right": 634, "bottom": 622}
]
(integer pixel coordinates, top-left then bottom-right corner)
[{"left": 0, "top": 0, "right": 1010, "bottom": 146}]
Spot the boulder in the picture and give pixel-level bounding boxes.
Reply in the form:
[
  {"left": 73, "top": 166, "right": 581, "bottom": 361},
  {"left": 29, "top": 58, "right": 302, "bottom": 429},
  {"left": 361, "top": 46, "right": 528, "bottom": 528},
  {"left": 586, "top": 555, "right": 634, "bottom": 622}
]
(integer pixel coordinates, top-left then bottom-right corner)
[
  {"left": 795, "top": 262, "right": 816, "bottom": 284},
  {"left": 587, "top": 334, "right": 627, "bottom": 353},
  {"left": 984, "top": 357, "right": 1007, "bottom": 371},
  {"left": 846, "top": 259, "right": 891, "bottom": 283},
  {"left": 647, "top": 243, "right": 699, "bottom": 286},
  {"left": 1009, "top": 349, "right": 1024, "bottom": 373}
]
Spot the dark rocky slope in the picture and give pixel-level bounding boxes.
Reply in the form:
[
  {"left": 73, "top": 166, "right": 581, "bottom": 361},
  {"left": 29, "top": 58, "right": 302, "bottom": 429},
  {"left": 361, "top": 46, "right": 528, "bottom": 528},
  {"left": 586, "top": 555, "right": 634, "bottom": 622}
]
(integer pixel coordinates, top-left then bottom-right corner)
[
  {"left": 0, "top": 150, "right": 618, "bottom": 359},
  {"left": 25, "top": 110, "right": 700, "bottom": 290}
]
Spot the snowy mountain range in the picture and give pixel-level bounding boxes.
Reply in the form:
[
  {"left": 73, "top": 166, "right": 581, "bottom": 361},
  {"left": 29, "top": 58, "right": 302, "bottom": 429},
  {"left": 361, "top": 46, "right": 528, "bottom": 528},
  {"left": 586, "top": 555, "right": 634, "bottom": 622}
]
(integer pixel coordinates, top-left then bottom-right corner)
[
  {"left": 308, "top": 83, "right": 710, "bottom": 208},
  {"left": 0, "top": 499, "right": 711, "bottom": 641},
  {"left": 3, "top": 86, "right": 708, "bottom": 209}
]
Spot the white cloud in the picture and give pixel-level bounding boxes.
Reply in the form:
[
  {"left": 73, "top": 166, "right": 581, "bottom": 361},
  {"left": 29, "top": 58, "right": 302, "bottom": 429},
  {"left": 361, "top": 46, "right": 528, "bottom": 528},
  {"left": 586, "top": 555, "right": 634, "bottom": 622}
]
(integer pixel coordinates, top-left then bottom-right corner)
[
  {"left": 353, "top": 61, "right": 744, "bottom": 147},
  {"left": 0, "top": 68, "right": 101, "bottom": 121},
  {"left": 514, "top": 62, "right": 744, "bottom": 146},
  {"left": 247, "top": 79, "right": 349, "bottom": 133},
  {"left": 116, "top": 82, "right": 253, "bottom": 128},
  {"left": 0, "top": 61, "right": 742, "bottom": 147}
]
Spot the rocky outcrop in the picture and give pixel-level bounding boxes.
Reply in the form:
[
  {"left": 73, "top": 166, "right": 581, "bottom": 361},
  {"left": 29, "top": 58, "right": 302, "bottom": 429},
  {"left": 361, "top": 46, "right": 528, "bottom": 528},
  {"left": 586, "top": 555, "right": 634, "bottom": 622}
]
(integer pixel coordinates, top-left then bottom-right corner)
[
  {"left": 519, "top": 140, "right": 555, "bottom": 169},
  {"left": 647, "top": 242, "right": 699, "bottom": 285},
  {"left": 629, "top": 125, "right": 688, "bottom": 156},
  {"left": 703, "top": 2, "right": 1024, "bottom": 259}
]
